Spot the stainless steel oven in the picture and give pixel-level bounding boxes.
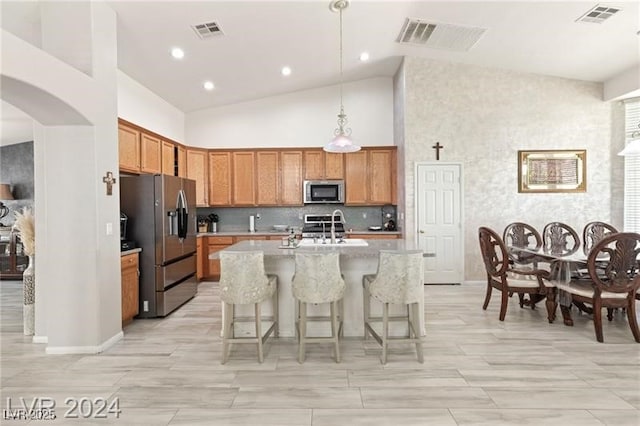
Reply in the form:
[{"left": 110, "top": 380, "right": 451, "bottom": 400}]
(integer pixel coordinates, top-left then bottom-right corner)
[{"left": 303, "top": 180, "right": 344, "bottom": 204}]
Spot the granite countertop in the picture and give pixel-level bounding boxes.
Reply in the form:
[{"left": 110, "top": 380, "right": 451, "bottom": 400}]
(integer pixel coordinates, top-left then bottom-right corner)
[
  {"left": 121, "top": 248, "right": 142, "bottom": 256},
  {"left": 209, "top": 239, "right": 433, "bottom": 259},
  {"left": 197, "top": 231, "right": 289, "bottom": 237}
]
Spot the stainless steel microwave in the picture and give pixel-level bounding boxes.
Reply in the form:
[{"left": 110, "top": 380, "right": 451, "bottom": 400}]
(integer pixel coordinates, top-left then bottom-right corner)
[{"left": 303, "top": 180, "right": 344, "bottom": 204}]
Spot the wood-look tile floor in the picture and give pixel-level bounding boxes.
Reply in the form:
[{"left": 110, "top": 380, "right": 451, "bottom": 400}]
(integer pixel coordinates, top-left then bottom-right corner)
[{"left": 1, "top": 280, "right": 639, "bottom": 425}]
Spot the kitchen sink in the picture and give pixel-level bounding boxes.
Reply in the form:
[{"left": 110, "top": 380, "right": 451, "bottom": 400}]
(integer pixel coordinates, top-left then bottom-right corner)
[{"left": 297, "top": 238, "right": 369, "bottom": 247}]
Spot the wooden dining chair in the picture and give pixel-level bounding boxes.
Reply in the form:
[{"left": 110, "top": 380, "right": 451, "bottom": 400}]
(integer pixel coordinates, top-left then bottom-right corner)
[
  {"left": 478, "top": 227, "right": 555, "bottom": 322},
  {"left": 542, "top": 222, "right": 580, "bottom": 256},
  {"left": 553, "top": 232, "right": 640, "bottom": 343},
  {"left": 583, "top": 221, "right": 618, "bottom": 256},
  {"left": 503, "top": 222, "right": 543, "bottom": 266}
]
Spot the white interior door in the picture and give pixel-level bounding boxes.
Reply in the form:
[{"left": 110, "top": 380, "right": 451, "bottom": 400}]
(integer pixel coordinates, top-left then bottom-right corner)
[{"left": 416, "top": 163, "right": 463, "bottom": 284}]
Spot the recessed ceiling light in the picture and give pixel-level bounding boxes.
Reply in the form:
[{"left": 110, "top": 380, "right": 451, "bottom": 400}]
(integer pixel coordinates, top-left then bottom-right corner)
[
  {"left": 281, "top": 66, "right": 292, "bottom": 76},
  {"left": 359, "top": 52, "right": 370, "bottom": 62},
  {"left": 170, "top": 47, "right": 185, "bottom": 59},
  {"left": 203, "top": 81, "right": 215, "bottom": 91}
]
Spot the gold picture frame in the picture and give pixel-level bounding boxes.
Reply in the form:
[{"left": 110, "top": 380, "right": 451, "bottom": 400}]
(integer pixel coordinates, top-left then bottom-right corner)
[{"left": 518, "top": 149, "right": 586, "bottom": 193}]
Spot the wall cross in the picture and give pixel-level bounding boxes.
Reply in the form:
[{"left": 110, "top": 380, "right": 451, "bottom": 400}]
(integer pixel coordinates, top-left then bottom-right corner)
[
  {"left": 102, "top": 171, "right": 116, "bottom": 196},
  {"left": 432, "top": 142, "right": 444, "bottom": 160}
]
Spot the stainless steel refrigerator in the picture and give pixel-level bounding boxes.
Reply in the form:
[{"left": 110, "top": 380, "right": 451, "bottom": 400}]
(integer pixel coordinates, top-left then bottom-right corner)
[{"left": 120, "top": 174, "right": 197, "bottom": 317}]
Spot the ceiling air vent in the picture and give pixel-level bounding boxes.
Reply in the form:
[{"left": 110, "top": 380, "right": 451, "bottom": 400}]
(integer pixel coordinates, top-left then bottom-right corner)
[
  {"left": 191, "top": 21, "right": 223, "bottom": 39},
  {"left": 396, "top": 18, "right": 486, "bottom": 52},
  {"left": 576, "top": 4, "right": 621, "bottom": 23}
]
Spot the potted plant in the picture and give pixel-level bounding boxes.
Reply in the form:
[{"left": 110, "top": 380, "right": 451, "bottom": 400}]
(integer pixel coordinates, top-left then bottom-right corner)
[{"left": 207, "top": 213, "right": 219, "bottom": 233}]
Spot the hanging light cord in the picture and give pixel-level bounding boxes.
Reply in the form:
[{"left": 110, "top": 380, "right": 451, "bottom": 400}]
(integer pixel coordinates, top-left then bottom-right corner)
[
  {"left": 339, "top": 4, "right": 344, "bottom": 112},
  {"left": 335, "top": 1, "right": 351, "bottom": 137}
]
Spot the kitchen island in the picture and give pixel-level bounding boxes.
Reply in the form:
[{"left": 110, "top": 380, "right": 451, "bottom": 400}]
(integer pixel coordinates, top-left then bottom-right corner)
[{"left": 211, "top": 239, "right": 433, "bottom": 337}]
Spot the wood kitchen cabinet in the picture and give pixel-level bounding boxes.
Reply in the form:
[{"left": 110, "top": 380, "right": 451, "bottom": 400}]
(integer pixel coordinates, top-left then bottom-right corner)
[
  {"left": 232, "top": 151, "right": 256, "bottom": 206},
  {"left": 209, "top": 151, "right": 232, "bottom": 206},
  {"left": 345, "top": 147, "right": 396, "bottom": 205},
  {"left": 350, "top": 233, "right": 400, "bottom": 239},
  {"left": 280, "top": 150, "right": 303, "bottom": 205},
  {"left": 177, "top": 145, "right": 187, "bottom": 178},
  {"left": 140, "top": 133, "right": 162, "bottom": 174},
  {"left": 256, "top": 151, "right": 279, "bottom": 205},
  {"left": 121, "top": 252, "right": 139, "bottom": 325},
  {"left": 118, "top": 122, "right": 141, "bottom": 173},
  {"left": 186, "top": 148, "right": 209, "bottom": 206},
  {"left": 207, "top": 236, "right": 234, "bottom": 280},
  {"left": 161, "top": 140, "right": 175, "bottom": 176},
  {"left": 303, "top": 149, "right": 344, "bottom": 180},
  {"left": 196, "top": 237, "right": 204, "bottom": 281},
  {"left": 253, "top": 150, "right": 303, "bottom": 206}
]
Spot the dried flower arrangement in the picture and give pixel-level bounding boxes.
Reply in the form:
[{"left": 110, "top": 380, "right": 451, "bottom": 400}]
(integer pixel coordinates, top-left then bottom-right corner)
[{"left": 13, "top": 207, "right": 35, "bottom": 256}]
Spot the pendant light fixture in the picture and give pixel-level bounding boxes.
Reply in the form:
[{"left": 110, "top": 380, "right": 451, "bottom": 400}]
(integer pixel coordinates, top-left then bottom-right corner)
[
  {"left": 618, "top": 122, "right": 640, "bottom": 156},
  {"left": 324, "top": 0, "right": 361, "bottom": 153}
]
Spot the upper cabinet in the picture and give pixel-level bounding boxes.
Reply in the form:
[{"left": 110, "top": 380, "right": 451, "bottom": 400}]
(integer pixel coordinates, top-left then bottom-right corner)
[
  {"left": 210, "top": 149, "right": 303, "bottom": 207},
  {"left": 345, "top": 147, "right": 396, "bottom": 205},
  {"left": 368, "top": 149, "right": 396, "bottom": 204},
  {"left": 118, "top": 119, "right": 395, "bottom": 208},
  {"left": 256, "top": 151, "right": 279, "bottom": 206},
  {"left": 118, "top": 123, "right": 141, "bottom": 173},
  {"left": 231, "top": 152, "right": 256, "bottom": 206},
  {"left": 186, "top": 148, "right": 209, "bottom": 206},
  {"left": 161, "top": 140, "right": 176, "bottom": 176},
  {"left": 177, "top": 145, "right": 187, "bottom": 178},
  {"left": 208, "top": 151, "right": 232, "bottom": 206},
  {"left": 140, "top": 133, "right": 162, "bottom": 174},
  {"left": 303, "top": 150, "right": 344, "bottom": 180},
  {"left": 280, "top": 150, "right": 303, "bottom": 205},
  {"left": 118, "top": 119, "right": 184, "bottom": 176}
]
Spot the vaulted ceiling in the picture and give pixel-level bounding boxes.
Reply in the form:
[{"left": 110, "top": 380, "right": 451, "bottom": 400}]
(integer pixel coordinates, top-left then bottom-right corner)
[{"left": 1, "top": 0, "right": 638, "bottom": 144}]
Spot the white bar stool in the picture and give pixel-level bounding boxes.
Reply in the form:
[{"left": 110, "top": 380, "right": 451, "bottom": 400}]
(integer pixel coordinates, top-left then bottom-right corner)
[
  {"left": 219, "top": 250, "right": 278, "bottom": 364},
  {"left": 363, "top": 250, "right": 425, "bottom": 364},
  {"left": 292, "top": 252, "right": 345, "bottom": 363}
]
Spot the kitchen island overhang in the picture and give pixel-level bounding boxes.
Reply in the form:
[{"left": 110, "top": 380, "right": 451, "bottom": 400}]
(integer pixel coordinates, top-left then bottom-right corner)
[{"left": 210, "top": 239, "right": 435, "bottom": 337}]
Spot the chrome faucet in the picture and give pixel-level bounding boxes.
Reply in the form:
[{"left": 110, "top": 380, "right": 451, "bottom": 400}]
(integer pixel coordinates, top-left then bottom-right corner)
[{"left": 330, "top": 209, "right": 345, "bottom": 244}]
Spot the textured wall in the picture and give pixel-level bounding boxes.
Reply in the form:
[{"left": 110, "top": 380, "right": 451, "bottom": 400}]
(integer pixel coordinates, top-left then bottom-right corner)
[
  {"left": 401, "top": 57, "right": 622, "bottom": 281},
  {"left": 0, "top": 141, "right": 34, "bottom": 226}
]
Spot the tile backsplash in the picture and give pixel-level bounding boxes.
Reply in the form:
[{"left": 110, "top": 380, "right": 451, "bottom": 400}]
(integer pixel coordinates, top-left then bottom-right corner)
[{"left": 196, "top": 205, "right": 396, "bottom": 233}]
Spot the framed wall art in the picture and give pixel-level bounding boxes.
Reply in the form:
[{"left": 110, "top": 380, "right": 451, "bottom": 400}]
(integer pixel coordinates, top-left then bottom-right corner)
[{"left": 518, "top": 149, "right": 586, "bottom": 193}]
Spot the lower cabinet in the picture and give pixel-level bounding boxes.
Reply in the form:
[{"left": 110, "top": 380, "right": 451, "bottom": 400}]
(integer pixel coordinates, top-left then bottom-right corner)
[
  {"left": 121, "top": 252, "right": 139, "bottom": 325},
  {"left": 348, "top": 233, "right": 401, "bottom": 239},
  {"left": 199, "top": 235, "right": 279, "bottom": 280},
  {"left": 207, "top": 236, "right": 234, "bottom": 280}
]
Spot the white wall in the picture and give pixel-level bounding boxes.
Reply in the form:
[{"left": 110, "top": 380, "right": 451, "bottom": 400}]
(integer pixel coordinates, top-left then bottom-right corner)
[
  {"left": 186, "top": 77, "right": 393, "bottom": 149},
  {"left": 117, "top": 71, "right": 185, "bottom": 142},
  {"left": 401, "top": 57, "right": 623, "bottom": 281},
  {"left": 2, "top": 2, "right": 122, "bottom": 353}
]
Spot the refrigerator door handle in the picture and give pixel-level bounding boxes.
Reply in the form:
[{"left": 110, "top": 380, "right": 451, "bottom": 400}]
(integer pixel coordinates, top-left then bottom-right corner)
[
  {"left": 176, "top": 189, "right": 188, "bottom": 240},
  {"left": 167, "top": 210, "right": 176, "bottom": 236}
]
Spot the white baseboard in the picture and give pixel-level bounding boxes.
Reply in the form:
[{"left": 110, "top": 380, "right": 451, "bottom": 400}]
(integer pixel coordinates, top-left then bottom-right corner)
[
  {"left": 45, "top": 331, "right": 123, "bottom": 355},
  {"left": 32, "top": 335, "right": 48, "bottom": 344}
]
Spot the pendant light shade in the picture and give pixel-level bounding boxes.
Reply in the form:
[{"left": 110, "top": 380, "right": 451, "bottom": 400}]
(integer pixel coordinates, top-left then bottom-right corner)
[
  {"left": 324, "top": 0, "right": 360, "bottom": 154},
  {"left": 618, "top": 122, "right": 640, "bottom": 156}
]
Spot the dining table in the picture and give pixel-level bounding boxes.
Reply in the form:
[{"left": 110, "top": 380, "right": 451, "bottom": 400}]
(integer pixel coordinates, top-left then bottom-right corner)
[{"left": 506, "top": 245, "right": 589, "bottom": 326}]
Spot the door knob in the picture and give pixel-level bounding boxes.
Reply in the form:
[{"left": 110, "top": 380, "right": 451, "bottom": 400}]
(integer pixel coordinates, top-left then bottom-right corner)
[{"left": 419, "top": 230, "right": 425, "bottom": 234}]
